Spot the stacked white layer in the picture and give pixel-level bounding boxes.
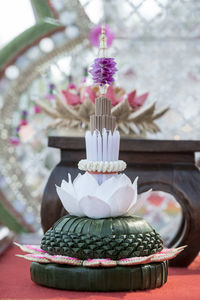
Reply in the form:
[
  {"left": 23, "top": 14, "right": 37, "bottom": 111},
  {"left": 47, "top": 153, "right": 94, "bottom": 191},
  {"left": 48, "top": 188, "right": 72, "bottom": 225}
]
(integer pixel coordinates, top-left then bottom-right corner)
[
  {"left": 85, "top": 128, "right": 120, "bottom": 162},
  {"left": 83, "top": 128, "right": 122, "bottom": 183}
]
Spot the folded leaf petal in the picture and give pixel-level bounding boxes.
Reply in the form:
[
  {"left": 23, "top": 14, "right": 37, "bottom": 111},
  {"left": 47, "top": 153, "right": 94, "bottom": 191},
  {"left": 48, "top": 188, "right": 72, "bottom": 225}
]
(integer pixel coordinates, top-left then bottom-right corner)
[
  {"left": 79, "top": 195, "right": 111, "bottom": 218},
  {"left": 128, "top": 189, "right": 152, "bottom": 215},
  {"left": 95, "top": 175, "right": 119, "bottom": 201},
  {"left": 61, "top": 176, "right": 76, "bottom": 198},
  {"left": 108, "top": 185, "right": 134, "bottom": 217},
  {"left": 73, "top": 172, "right": 99, "bottom": 200},
  {"left": 126, "top": 177, "right": 138, "bottom": 214},
  {"left": 56, "top": 185, "right": 84, "bottom": 216}
]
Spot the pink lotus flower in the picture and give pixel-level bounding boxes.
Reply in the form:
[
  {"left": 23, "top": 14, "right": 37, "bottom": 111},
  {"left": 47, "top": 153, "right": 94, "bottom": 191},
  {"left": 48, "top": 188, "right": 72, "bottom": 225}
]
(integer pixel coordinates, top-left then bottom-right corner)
[
  {"left": 105, "top": 85, "right": 124, "bottom": 106},
  {"left": 127, "top": 91, "right": 149, "bottom": 110},
  {"left": 89, "top": 58, "right": 117, "bottom": 86},
  {"left": 83, "top": 86, "right": 97, "bottom": 104},
  {"left": 61, "top": 83, "right": 82, "bottom": 106},
  {"left": 62, "top": 89, "right": 82, "bottom": 106},
  {"left": 62, "top": 84, "right": 148, "bottom": 110}
]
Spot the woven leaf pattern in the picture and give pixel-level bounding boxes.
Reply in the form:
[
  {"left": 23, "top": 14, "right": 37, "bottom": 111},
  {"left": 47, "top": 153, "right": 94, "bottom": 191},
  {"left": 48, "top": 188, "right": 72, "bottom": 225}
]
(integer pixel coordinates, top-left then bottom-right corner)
[{"left": 41, "top": 229, "right": 163, "bottom": 260}]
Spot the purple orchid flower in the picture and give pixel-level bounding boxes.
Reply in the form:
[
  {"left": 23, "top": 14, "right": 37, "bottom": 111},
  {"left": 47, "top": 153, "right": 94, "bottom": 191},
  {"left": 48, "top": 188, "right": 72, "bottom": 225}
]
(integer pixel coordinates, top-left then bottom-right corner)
[{"left": 89, "top": 57, "right": 117, "bottom": 86}]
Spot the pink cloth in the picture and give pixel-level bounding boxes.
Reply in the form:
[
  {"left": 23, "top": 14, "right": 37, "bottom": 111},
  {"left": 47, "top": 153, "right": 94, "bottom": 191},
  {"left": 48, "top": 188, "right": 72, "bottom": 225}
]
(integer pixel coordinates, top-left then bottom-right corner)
[{"left": 0, "top": 245, "right": 200, "bottom": 299}]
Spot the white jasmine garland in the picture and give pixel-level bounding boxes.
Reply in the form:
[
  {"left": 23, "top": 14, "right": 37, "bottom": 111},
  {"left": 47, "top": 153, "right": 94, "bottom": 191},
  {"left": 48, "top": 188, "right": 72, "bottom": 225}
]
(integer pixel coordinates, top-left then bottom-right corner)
[{"left": 78, "top": 159, "right": 127, "bottom": 173}]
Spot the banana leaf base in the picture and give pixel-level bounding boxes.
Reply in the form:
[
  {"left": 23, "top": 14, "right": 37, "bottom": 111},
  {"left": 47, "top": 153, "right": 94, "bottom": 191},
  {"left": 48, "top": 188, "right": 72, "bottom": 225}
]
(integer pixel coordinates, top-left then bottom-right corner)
[{"left": 30, "top": 261, "right": 168, "bottom": 291}]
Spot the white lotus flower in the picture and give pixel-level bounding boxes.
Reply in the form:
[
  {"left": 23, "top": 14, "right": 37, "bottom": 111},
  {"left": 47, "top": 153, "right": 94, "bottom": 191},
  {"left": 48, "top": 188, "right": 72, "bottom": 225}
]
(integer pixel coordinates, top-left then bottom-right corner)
[{"left": 56, "top": 172, "right": 150, "bottom": 219}]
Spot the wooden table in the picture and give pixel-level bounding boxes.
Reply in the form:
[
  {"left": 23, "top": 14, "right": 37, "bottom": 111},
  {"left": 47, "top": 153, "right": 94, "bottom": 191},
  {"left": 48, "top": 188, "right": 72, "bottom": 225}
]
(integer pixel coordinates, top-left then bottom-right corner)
[{"left": 41, "top": 137, "right": 200, "bottom": 267}]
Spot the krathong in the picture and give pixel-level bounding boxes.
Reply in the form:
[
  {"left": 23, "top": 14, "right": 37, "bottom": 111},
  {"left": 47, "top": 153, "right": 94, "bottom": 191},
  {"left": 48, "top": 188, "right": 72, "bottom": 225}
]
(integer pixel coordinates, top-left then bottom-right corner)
[
  {"left": 16, "top": 24, "right": 184, "bottom": 292},
  {"left": 34, "top": 83, "right": 167, "bottom": 136}
]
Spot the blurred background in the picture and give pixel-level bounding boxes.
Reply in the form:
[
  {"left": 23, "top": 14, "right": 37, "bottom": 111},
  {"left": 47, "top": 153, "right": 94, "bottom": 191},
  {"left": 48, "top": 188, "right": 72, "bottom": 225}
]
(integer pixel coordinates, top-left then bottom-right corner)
[{"left": 0, "top": 0, "right": 199, "bottom": 250}]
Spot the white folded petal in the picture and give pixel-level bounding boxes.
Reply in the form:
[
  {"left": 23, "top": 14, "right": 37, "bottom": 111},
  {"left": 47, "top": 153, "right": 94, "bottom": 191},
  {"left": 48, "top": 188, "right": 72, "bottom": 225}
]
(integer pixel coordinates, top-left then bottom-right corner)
[
  {"left": 56, "top": 172, "right": 140, "bottom": 218},
  {"left": 73, "top": 172, "right": 99, "bottom": 200},
  {"left": 79, "top": 195, "right": 111, "bottom": 219},
  {"left": 108, "top": 185, "right": 134, "bottom": 217},
  {"left": 132, "top": 176, "right": 138, "bottom": 194},
  {"left": 126, "top": 188, "right": 151, "bottom": 216},
  {"left": 117, "top": 173, "right": 132, "bottom": 187},
  {"left": 56, "top": 185, "right": 84, "bottom": 217},
  {"left": 132, "top": 176, "right": 138, "bottom": 204},
  {"left": 61, "top": 177, "right": 76, "bottom": 198},
  {"left": 95, "top": 173, "right": 132, "bottom": 201},
  {"left": 126, "top": 177, "right": 138, "bottom": 214},
  {"left": 61, "top": 179, "right": 68, "bottom": 191},
  {"left": 72, "top": 173, "right": 82, "bottom": 198},
  {"left": 95, "top": 175, "right": 118, "bottom": 201}
]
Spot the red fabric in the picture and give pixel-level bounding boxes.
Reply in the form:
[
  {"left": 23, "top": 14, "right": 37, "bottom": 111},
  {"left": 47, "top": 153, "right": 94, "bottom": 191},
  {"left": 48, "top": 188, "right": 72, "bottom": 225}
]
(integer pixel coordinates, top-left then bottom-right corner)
[{"left": 0, "top": 245, "right": 200, "bottom": 300}]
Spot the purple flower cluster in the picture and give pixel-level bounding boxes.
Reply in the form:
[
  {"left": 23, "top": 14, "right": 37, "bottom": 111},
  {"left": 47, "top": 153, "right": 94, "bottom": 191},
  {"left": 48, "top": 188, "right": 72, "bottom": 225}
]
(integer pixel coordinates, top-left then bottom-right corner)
[{"left": 89, "top": 57, "right": 117, "bottom": 86}]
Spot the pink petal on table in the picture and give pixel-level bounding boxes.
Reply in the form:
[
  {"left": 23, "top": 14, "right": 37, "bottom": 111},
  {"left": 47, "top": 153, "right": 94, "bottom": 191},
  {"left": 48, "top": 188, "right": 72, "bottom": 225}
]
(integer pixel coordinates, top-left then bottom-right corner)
[{"left": 79, "top": 196, "right": 111, "bottom": 219}]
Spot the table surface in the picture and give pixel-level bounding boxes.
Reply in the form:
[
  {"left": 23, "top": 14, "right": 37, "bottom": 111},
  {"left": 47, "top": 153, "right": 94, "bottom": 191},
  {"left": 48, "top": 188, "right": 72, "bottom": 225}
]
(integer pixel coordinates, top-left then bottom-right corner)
[{"left": 1, "top": 246, "right": 200, "bottom": 300}]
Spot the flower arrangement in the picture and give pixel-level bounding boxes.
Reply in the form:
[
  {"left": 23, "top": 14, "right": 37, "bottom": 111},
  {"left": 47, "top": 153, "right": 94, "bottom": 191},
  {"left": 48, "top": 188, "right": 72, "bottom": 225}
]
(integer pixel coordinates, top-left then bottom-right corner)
[
  {"left": 35, "top": 82, "right": 168, "bottom": 136},
  {"left": 34, "top": 24, "right": 168, "bottom": 137},
  {"left": 16, "top": 24, "right": 183, "bottom": 293}
]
